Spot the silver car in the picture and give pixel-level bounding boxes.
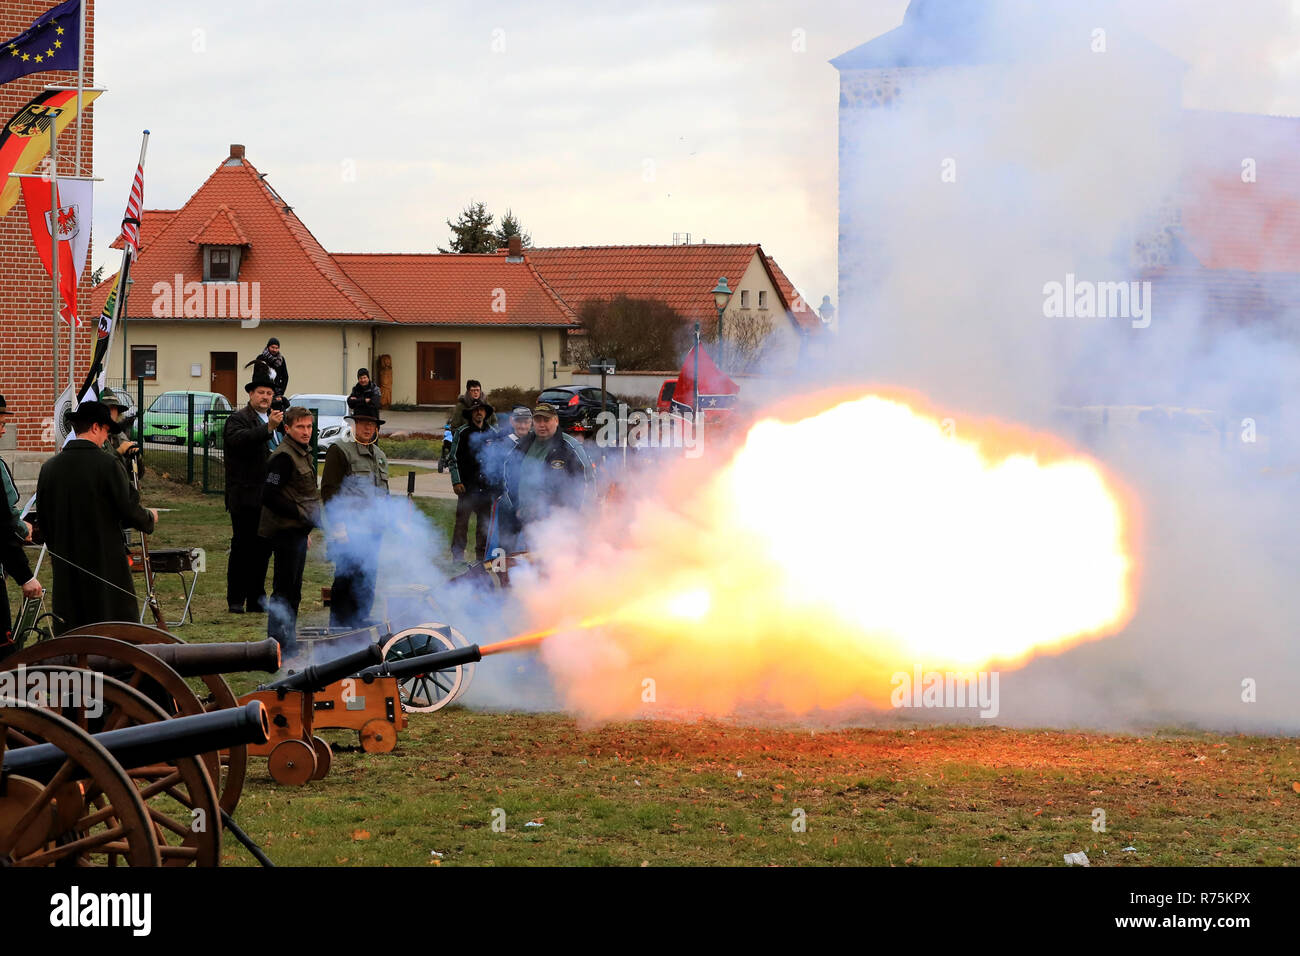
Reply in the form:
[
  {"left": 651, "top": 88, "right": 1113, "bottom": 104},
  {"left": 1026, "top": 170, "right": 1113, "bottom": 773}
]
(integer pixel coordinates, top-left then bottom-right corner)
[{"left": 289, "top": 393, "right": 352, "bottom": 458}]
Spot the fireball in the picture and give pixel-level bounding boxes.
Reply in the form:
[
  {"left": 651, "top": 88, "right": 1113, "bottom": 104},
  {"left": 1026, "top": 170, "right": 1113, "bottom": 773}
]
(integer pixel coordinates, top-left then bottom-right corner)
[{"left": 517, "top": 392, "right": 1136, "bottom": 719}]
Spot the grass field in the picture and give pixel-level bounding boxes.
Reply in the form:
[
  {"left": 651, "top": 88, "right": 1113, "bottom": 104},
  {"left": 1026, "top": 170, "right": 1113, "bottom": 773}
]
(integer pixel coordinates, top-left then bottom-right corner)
[{"left": 11, "top": 474, "right": 1299, "bottom": 866}]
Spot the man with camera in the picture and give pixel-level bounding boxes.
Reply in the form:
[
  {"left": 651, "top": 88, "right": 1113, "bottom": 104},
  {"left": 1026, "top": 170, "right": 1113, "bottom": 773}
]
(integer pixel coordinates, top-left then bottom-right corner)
[{"left": 222, "top": 369, "right": 282, "bottom": 614}]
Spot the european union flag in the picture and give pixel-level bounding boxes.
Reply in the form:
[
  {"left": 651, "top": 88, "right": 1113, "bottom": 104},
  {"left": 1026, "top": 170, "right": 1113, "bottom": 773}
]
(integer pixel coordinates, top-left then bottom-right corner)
[{"left": 0, "top": 1, "right": 80, "bottom": 88}]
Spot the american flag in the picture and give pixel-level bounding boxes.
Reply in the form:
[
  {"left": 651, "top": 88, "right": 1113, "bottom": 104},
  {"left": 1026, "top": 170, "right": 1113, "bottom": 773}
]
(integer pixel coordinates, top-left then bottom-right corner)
[{"left": 119, "top": 158, "right": 145, "bottom": 261}]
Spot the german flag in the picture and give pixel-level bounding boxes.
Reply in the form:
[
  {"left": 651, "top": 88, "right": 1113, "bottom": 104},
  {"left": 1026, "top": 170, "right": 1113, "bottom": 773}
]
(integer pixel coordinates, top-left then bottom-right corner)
[{"left": 0, "top": 86, "right": 99, "bottom": 219}]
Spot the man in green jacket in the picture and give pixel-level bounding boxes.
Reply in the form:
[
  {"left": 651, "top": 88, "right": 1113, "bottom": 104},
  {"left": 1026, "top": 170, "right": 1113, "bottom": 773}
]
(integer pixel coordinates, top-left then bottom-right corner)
[
  {"left": 258, "top": 406, "right": 320, "bottom": 654},
  {"left": 321, "top": 400, "right": 389, "bottom": 628}
]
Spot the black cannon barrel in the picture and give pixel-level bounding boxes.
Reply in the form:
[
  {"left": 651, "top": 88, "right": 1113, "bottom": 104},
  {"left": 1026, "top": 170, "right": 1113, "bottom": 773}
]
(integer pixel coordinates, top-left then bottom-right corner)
[
  {"left": 141, "top": 639, "right": 282, "bottom": 676},
  {"left": 263, "top": 643, "right": 384, "bottom": 692},
  {"left": 38, "top": 639, "right": 283, "bottom": 678},
  {"left": 1, "top": 700, "right": 270, "bottom": 782},
  {"left": 357, "top": 644, "right": 482, "bottom": 683}
]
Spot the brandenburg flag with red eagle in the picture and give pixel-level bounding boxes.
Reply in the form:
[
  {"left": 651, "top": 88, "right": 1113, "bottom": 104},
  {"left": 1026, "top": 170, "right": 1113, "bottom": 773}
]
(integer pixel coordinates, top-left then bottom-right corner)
[{"left": 20, "top": 174, "right": 90, "bottom": 326}]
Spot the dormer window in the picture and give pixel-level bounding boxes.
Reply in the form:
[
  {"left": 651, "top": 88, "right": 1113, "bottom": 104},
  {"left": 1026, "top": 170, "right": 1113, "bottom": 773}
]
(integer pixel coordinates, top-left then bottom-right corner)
[{"left": 204, "top": 245, "right": 240, "bottom": 281}]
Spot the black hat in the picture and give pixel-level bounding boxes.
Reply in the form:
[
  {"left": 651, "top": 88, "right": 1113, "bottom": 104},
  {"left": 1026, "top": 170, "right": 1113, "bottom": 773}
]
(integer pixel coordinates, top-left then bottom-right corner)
[
  {"left": 510, "top": 404, "right": 533, "bottom": 421},
  {"left": 244, "top": 369, "right": 277, "bottom": 393},
  {"left": 467, "top": 398, "right": 489, "bottom": 412},
  {"left": 357, "top": 367, "right": 370, "bottom": 379},
  {"left": 345, "top": 400, "right": 385, "bottom": 425},
  {"left": 69, "top": 400, "right": 113, "bottom": 431},
  {"left": 267, "top": 337, "right": 281, "bottom": 347},
  {"left": 0, "top": 395, "right": 12, "bottom": 415}
]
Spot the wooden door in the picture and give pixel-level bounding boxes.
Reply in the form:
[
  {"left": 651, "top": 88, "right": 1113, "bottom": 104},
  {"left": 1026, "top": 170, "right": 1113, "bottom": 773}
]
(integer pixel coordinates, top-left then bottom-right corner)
[
  {"left": 417, "top": 342, "right": 460, "bottom": 405},
  {"left": 210, "top": 351, "right": 238, "bottom": 403}
]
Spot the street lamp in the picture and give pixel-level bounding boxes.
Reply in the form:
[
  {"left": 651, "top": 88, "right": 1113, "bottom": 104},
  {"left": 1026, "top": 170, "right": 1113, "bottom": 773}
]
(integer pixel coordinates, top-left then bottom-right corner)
[{"left": 710, "top": 276, "right": 732, "bottom": 368}]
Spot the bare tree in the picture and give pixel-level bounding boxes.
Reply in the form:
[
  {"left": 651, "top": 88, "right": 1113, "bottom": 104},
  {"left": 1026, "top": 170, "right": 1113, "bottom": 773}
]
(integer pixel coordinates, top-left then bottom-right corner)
[
  {"left": 698, "top": 308, "right": 774, "bottom": 373},
  {"left": 573, "top": 296, "right": 689, "bottom": 371}
]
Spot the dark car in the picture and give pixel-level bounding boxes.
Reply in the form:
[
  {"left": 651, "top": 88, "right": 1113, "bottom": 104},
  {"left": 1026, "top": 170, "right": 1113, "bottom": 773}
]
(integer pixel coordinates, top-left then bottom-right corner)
[{"left": 537, "top": 385, "right": 624, "bottom": 435}]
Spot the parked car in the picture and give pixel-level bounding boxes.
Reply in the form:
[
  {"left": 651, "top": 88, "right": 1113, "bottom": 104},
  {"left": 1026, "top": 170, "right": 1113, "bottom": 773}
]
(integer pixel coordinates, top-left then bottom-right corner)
[
  {"left": 536, "top": 385, "right": 625, "bottom": 435},
  {"left": 289, "top": 393, "right": 352, "bottom": 458},
  {"left": 655, "top": 379, "right": 676, "bottom": 413},
  {"left": 142, "top": 390, "right": 233, "bottom": 446}
]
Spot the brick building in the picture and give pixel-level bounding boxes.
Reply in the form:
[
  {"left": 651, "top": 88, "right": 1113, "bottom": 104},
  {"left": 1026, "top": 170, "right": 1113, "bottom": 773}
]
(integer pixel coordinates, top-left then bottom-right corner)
[{"left": 0, "top": 0, "right": 95, "bottom": 462}]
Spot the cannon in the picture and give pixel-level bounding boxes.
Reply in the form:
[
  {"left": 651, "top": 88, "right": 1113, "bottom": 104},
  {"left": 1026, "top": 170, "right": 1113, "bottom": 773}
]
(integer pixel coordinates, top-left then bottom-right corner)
[
  {"left": 0, "top": 694, "right": 268, "bottom": 867},
  {"left": 5, "top": 632, "right": 280, "bottom": 814},
  {"left": 238, "top": 633, "right": 481, "bottom": 785},
  {"left": 239, "top": 643, "right": 384, "bottom": 784}
]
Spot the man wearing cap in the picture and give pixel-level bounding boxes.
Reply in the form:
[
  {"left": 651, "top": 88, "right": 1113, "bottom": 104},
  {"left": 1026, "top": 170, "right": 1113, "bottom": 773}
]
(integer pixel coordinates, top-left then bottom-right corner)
[
  {"left": 35, "top": 401, "right": 159, "bottom": 635},
  {"left": 321, "top": 400, "right": 389, "bottom": 628},
  {"left": 449, "top": 399, "right": 506, "bottom": 563},
  {"left": 347, "top": 368, "right": 382, "bottom": 411},
  {"left": 244, "top": 337, "right": 289, "bottom": 397},
  {"left": 500, "top": 402, "right": 595, "bottom": 546},
  {"left": 222, "top": 369, "right": 282, "bottom": 614},
  {"left": 507, "top": 405, "right": 533, "bottom": 445},
  {"left": 0, "top": 396, "right": 42, "bottom": 645}
]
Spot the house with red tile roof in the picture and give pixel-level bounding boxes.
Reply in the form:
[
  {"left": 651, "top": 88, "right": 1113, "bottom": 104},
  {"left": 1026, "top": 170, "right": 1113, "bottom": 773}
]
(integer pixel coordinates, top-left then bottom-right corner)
[
  {"left": 92, "top": 145, "right": 577, "bottom": 405},
  {"left": 519, "top": 244, "right": 824, "bottom": 372}
]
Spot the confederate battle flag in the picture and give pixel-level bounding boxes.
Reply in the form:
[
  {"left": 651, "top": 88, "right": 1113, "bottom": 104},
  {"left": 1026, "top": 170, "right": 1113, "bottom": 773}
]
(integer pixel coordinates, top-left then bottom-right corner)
[{"left": 673, "top": 344, "right": 739, "bottom": 415}]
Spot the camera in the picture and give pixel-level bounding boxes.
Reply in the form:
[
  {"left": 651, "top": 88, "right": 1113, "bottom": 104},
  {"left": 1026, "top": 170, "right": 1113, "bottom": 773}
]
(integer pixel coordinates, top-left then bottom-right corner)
[{"left": 271, "top": 395, "right": 290, "bottom": 413}]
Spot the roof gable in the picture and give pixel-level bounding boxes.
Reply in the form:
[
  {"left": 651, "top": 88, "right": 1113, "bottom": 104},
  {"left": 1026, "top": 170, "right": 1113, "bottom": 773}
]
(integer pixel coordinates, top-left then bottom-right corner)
[{"left": 188, "top": 204, "right": 250, "bottom": 246}]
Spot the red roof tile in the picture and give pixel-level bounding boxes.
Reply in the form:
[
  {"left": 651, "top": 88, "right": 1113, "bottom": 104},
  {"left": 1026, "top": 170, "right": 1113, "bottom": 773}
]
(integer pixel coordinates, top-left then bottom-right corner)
[
  {"left": 519, "top": 244, "right": 821, "bottom": 334},
  {"left": 763, "top": 255, "right": 823, "bottom": 332},
  {"left": 91, "top": 155, "right": 388, "bottom": 322},
  {"left": 333, "top": 254, "right": 576, "bottom": 326},
  {"left": 187, "top": 204, "right": 250, "bottom": 246},
  {"left": 108, "top": 209, "right": 177, "bottom": 255}
]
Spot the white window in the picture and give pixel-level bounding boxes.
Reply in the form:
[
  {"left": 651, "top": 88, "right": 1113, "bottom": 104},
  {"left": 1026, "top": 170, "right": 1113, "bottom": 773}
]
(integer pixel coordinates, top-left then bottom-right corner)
[
  {"left": 758, "top": 290, "right": 768, "bottom": 309},
  {"left": 740, "top": 289, "right": 751, "bottom": 309}
]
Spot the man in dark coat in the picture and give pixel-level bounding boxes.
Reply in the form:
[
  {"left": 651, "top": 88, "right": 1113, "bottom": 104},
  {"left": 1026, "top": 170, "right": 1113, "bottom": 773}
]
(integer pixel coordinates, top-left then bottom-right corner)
[
  {"left": 347, "top": 368, "right": 382, "bottom": 411},
  {"left": 449, "top": 399, "right": 506, "bottom": 563},
  {"left": 244, "top": 337, "right": 289, "bottom": 397},
  {"left": 499, "top": 402, "right": 594, "bottom": 550},
  {"left": 440, "top": 379, "right": 497, "bottom": 470},
  {"left": 35, "top": 401, "right": 158, "bottom": 635},
  {"left": 222, "top": 370, "right": 281, "bottom": 613},
  {"left": 0, "top": 395, "right": 41, "bottom": 648},
  {"left": 259, "top": 406, "right": 321, "bottom": 655}
]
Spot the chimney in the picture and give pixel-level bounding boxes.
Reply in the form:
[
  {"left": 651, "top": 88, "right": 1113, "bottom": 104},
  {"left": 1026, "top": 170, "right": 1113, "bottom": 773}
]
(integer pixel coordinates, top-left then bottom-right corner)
[
  {"left": 229, "top": 144, "right": 245, "bottom": 160},
  {"left": 506, "top": 235, "right": 523, "bottom": 261}
]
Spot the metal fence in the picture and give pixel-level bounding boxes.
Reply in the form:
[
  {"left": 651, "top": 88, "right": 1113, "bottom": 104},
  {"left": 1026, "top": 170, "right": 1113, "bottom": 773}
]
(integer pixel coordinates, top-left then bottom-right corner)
[{"left": 106, "top": 380, "right": 319, "bottom": 495}]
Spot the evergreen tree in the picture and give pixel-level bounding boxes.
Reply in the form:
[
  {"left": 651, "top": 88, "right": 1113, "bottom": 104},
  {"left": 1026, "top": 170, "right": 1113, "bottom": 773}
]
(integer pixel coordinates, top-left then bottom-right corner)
[
  {"left": 439, "top": 201, "right": 498, "bottom": 254},
  {"left": 493, "top": 208, "right": 532, "bottom": 249}
]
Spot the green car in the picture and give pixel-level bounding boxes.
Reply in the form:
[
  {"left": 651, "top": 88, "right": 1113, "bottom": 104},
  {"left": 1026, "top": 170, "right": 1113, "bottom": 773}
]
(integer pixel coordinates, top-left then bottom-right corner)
[{"left": 142, "top": 390, "right": 233, "bottom": 446}]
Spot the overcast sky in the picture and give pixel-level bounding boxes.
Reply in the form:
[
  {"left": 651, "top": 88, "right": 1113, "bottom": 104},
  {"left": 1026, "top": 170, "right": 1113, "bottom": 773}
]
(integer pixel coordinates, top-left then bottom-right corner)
[{"left": 85, "top": 0, "right": 1300, "bottom": 307}]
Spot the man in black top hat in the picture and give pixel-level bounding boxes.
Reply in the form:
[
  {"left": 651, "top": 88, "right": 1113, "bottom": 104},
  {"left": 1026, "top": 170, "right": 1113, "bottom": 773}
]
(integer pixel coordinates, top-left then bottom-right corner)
[
  {"left": 0, "top": 396, "right": 41, "bottom": 647},
  {"left": 244, "top": 337, "right": 289, "bottom": 397},
  {"left": 222, "top": 369, "right": 282, "bottom": 613},
  {"left": 36, "top": 401, "right": 159, "bottom": 635}
]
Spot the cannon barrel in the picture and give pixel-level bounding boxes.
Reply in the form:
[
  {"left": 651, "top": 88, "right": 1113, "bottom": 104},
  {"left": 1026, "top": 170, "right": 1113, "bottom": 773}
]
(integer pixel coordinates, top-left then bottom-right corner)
[
  {"left": 357, "top": 644, "right": 482, "bottom": 683},
  {"left": 1, "top": 700, "right": 270, "bottom": 782},
  {"left": 263, "top": 643, "right": 383, "bottom": 693},
  {"left": 36, "top": 639, "right": 282, "bottom": 678}
]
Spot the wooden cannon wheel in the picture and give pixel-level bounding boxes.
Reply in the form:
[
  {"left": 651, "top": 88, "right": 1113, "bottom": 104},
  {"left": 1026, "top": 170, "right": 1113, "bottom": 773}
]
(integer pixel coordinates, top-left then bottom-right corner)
[
  {"left": 380, "top": 623, "right": 474, "bottom": 713},
  {"left": 62, "top": 623, "right": 248, "bottom": 815},
  {"left": 2, "top": 637, "right": 227, "bottom": 813},
  {"left": 267, "top": 738, "right": 315, "bottom": 786},
  {"left": 15, "top": 666, "right": 222, "bottom": 866},
  {"left": 0, "top": 697, "right": 161, "bottom": 866}
]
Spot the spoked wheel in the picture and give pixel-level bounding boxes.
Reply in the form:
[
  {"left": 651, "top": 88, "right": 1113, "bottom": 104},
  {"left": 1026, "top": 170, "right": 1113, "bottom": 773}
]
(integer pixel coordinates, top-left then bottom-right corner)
[
  {"left": 16, "top": 666, "right": 221, "bottom": 866},
  {"left": 380, "top": 624, "right": 473, "bottom": 713},
  {"left": 3, "top": 637, "right": 229, "bottom": 813},
  {"left": 0, "top": 697, "right": 161, "bottom": 867},
  {"left": 64, "top": 624, "right": 249, "bottom": 815}
]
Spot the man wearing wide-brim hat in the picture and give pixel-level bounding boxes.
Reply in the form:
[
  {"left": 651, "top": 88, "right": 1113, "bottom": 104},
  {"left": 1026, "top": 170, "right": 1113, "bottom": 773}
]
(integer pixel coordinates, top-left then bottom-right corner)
[
  {"left": 0, "top": 396, "right": 42, "bottom": 646},
  {"left": 320, "top": 399, "right": 389, "bottom": 628},
  {"left": 221, "top": 369, "right": 282, "bottom": 614},
  {"left": 36, "top": 401, "right": 159, "bottom": 634}
]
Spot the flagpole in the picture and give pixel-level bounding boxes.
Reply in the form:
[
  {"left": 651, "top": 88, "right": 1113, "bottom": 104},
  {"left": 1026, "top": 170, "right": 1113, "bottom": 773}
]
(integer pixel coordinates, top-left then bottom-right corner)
[
  {"left": 49, "top": 121, "right": 61, "bottom": 403},
  {"left": 693, "top": 322, "right": 700, "bottom": 422},
  {"left": 75, "top": 0, "right": 86, "bottom": 174}
]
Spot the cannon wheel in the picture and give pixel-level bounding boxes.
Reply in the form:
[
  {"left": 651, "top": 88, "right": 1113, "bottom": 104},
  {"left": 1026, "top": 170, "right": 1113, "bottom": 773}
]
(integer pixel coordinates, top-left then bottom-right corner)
[
  {"left": 65, "top": 622, "right": 248, "bottom": 815},
  {"left": 0, "top": 698, "right": 162, "bottom": 866},
  {"left": 310, "top": 736, "right": 332, "bottom": 781},
  {"left": 267, "top": 739, "right": 315, "bottom": 786},
  {"left": 17, "top": 666, "right": 222, "bottom": 866},
  {"left": 2, "top": 637, "right": 226, "bottom": 812},
  {"left": 380, "top": 623, "right": 473, "bottom": 713}
]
